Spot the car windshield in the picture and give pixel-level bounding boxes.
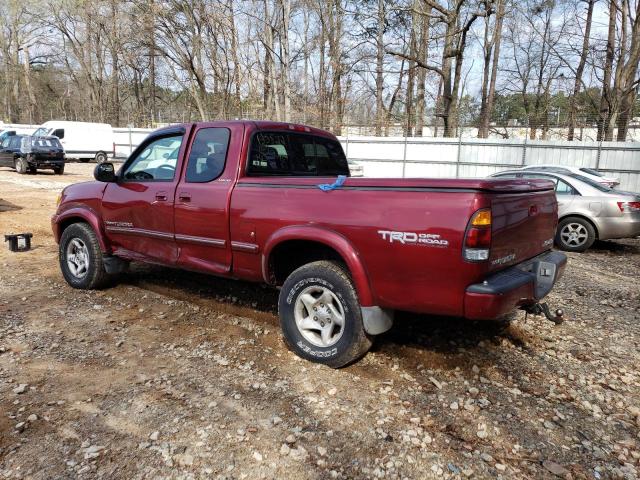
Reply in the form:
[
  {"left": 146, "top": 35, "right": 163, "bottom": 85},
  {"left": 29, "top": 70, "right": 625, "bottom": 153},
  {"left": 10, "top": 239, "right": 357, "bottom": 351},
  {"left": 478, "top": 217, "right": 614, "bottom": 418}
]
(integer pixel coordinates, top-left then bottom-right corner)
[
  {"left": 32, "top": 127, "right": 49, "bottom": 137},
  {"left": 579, "top": 167, "right": 605, "bottom": 177},
  {"left": 567, "top": 173, "right": 615, "bottom": 192}
]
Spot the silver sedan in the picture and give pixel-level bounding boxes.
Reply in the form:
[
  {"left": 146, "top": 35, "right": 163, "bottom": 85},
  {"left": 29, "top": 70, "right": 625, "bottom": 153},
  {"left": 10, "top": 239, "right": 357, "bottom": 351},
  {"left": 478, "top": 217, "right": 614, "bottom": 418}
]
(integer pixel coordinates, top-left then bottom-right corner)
[{"left": 490, "top": 170, "right": 640, "bottom": 252}]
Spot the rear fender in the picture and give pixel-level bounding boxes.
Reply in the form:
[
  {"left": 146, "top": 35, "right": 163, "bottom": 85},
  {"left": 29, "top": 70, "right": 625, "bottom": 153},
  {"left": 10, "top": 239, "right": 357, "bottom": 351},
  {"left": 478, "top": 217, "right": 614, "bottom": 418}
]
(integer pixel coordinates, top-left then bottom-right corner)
[
  {"left": 53, "top": 207, "right": 110, "bottom": 252},
  {"left": 262, "top": 226, "right": 374, "bottom": 306}
]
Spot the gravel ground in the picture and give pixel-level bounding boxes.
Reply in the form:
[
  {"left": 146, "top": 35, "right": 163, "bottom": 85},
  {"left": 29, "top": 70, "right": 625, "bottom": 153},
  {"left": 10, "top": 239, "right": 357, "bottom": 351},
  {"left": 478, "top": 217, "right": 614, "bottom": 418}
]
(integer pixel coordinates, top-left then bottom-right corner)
[{"left": 0, "top": 164, "right": 639, "bottom": 480}]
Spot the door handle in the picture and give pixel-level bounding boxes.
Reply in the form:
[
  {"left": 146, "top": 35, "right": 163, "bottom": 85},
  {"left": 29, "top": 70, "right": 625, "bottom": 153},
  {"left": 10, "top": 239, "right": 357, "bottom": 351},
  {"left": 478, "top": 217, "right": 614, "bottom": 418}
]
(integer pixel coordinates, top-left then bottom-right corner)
[
  {"left": 155, "top": 191, "right": 168, "bottom": 201},
  {"left": 178, "top": 192, "right": 191, "bottom": 202}
]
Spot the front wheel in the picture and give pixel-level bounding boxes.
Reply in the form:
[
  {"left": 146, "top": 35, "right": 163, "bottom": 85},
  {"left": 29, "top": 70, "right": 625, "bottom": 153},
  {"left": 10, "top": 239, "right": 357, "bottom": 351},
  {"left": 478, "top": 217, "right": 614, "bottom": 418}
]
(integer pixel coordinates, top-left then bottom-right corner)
[
  {"left": 555, "top": 216, "right": 596, "bottom": 252},
  {"left": 59, "top": 223, "right": 112, "bottom": 289},
  {"left": 94, "top": 151, "right": 107, "bottom": 163},
  {"left": 53, "top": 164, "right": 65, "bottom": 175},
  {"left": 278, "top": 261, "right": 372, "bottom": 368}
]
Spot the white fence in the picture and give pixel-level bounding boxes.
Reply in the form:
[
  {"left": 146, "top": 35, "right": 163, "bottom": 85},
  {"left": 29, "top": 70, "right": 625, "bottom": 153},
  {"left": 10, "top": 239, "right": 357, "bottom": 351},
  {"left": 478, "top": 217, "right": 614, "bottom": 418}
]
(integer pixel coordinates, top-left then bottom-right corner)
[
  {"left": 5, "top": 123, "right": 639, "bottom": 191},
  {"left": 342, "top": 136, "right": 640, "bottom": 192}
]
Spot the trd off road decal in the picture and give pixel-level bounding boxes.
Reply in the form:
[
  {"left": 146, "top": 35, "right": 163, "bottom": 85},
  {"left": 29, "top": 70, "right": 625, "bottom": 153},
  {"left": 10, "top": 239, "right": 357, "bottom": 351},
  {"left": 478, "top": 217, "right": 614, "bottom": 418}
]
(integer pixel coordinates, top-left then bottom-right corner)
[{"left": 378, "top": 230, "right": 449, "bottom": 247}]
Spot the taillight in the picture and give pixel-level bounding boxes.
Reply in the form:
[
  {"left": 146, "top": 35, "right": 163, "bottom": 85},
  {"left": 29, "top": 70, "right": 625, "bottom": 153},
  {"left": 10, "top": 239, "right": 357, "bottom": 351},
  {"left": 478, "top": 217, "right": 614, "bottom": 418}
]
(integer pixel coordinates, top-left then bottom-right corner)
[
  {"left": 617, "top": 201, "right": 640, "bottom": 213},
  {"left": 463, "top": 208, "right": 492, "bottom": 261}
]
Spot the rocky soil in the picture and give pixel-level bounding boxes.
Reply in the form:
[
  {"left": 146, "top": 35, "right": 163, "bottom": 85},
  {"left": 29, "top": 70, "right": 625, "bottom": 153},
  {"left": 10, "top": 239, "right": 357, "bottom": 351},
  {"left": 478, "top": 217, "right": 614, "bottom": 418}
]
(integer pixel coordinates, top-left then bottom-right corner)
[{"left": 0, "top": 164, "right": 639, "bottom": 479}]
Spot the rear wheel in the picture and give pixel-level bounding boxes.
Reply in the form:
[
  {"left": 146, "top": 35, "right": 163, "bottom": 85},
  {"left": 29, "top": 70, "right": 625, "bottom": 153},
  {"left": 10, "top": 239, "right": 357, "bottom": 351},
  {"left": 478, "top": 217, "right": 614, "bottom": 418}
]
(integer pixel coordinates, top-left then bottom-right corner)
[
  {"left": 555, "top": 216, "right": 596, "bottom": 252},
  {"left": 14, "top": 157, "right": 28, "bottom": 174},
  {"left": 278, "top": 261, "right": 372, "bottom": 368},
  {"left": 59, "top": 223, "right": 112, "bottom": 289},
  {"left": 95, "top": 151, "right": 107, "bottom": 163}
]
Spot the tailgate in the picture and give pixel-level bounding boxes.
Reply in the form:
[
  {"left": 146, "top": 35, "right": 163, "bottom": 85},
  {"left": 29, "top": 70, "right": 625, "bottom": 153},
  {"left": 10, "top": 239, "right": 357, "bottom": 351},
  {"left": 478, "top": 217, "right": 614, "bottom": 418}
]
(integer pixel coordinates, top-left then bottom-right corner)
[{"left": 488, "top": 188, "right": 558, "bottom": 271}]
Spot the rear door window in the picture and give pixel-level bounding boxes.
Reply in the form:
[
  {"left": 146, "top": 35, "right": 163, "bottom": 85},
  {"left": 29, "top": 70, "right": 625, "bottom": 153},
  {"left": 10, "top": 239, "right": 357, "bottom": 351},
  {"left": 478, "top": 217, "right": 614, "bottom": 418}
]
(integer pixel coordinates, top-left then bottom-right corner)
[
  {"left": 248, "top": 132, "right": 349, "bottom": 176},
  {"left": 185, "top": 128, "right": 230, "bottom": 182},
  {"left": 52, "top": 129, "right": 65, "bottom": 139}
]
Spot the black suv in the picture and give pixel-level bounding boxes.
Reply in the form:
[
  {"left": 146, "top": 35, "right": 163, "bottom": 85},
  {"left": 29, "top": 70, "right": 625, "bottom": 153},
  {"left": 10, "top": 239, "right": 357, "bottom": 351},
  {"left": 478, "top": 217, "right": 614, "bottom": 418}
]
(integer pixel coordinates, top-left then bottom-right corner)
[{"left": 0, "top": 135, "right": 65, "bottom": 174}]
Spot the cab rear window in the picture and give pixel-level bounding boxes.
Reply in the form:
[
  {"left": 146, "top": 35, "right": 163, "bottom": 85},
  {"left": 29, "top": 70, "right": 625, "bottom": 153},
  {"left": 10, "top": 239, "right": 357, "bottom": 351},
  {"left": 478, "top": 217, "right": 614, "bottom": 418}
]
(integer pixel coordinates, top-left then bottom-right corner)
[{"left": 248, "top": 132, "right": 349, "bottom": 177}]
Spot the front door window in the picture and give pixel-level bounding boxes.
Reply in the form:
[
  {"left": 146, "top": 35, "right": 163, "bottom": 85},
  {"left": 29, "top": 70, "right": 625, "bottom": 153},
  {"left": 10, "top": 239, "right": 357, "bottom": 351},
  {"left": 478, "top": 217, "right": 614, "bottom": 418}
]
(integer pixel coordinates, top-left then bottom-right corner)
[{"left": 122, "top": 135, "right": 183, "bottom": 181}]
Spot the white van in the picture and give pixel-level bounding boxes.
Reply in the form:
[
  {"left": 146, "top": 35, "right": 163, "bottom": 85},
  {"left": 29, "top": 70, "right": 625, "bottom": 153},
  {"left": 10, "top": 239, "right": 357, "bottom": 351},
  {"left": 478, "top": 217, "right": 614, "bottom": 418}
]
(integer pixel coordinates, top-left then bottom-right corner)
[{"left": 32, "top": 121, "right": 114, "bottom": 163}]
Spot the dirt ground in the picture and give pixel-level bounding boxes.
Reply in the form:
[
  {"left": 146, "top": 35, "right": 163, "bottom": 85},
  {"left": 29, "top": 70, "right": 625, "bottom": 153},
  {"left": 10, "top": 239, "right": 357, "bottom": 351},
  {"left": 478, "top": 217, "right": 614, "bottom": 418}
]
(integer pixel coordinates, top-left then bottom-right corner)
[{"left": 0, "top": 163, "right": 639, "bottom": 480}]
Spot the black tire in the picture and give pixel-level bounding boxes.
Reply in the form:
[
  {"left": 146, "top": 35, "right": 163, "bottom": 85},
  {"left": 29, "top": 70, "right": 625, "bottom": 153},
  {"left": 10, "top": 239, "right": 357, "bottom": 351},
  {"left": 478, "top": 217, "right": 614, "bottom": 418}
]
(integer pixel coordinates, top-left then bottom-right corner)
[
  {"left": 555, "top": 216, "right": 596, "bottom": 252},
  {"left": 14, "top": 157, "right": 28, "bottom": 174},
  {"left": 79, "top": 159, "right": 90, "bottom": 163},
  {"left": 59, "top": 223, "right": 112, "bottom": 289},
  {"left": 278, "top": 261, "right": 372, "bottom": 368},
  {"left": 95, "top": 152, "right": 107, "bottom": 163},
  {"left": 53, "top": 164, "right": 65, "bottom": 175}
]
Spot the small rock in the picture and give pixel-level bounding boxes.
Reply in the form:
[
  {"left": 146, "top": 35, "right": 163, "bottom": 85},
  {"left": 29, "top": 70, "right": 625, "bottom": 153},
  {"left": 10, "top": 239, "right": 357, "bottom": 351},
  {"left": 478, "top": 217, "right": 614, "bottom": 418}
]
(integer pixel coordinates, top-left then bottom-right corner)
[
  {"left": 495, "top": 463, "right": 507, "bottom": 471},
  {"left": 542, "top": 460, "right": 569, "bottom": 476},
  {"left": 149, "top": 431, "right": 159, "bottom": 441},
  {"left": 175, "top": 453, "right": 194, "bottom": 466},
  {"left": 317, "top": 446, "right": 327, "bottom": 456},
  {"left": 480, "top": 453, "right": 493, "bottom": 462},
  {"left": 272, "top": 416, "right": 282, "bottom": 425},
  {"left": 13, "top": 384, "right": 28, "bottom": 394},
  {"left": 15, "top": 422, "right": 26, "bottom": 433},
  {"left": 253, "top": 451, "right": 263, "bottom": 462},
  {"left": 280, "top": 444, "right": 291, "bottom": 456},
  {"left": 285, "top": 434, "right": 296, "bottom": 444},
  {"left": 27, "top": 414, "right": 38, "bottom": 422},
  {"left": 327, "top": 388, "right": 337, "bottom": 396}
]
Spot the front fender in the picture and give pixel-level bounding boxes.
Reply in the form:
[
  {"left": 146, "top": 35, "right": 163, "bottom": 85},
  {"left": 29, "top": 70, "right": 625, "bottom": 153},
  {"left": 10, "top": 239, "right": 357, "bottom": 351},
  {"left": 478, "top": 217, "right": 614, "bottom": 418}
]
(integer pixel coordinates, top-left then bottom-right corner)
[
  {"left": 262, "top": 225, "right": 374, "bottom": 306},
  {"left": 52, "top": 206, "right": 110, "bottom": 253}
]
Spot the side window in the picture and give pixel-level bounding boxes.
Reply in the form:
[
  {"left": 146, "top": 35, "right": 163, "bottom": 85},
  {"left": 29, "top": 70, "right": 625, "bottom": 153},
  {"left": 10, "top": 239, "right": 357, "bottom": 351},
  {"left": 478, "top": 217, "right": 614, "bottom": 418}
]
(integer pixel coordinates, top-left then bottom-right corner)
[
  {"left": 248, "top": 132, "right": 349, "bottom": 176},
  {"left": 555, "top": 179, "right": 575, "bottom": 195},
  {"left": 52, "top": 129, "right": 65, "bottom": 139},
  {"left": 185, "top": 128, "right": 230, "bottom": 183},
  {"left": 122, "top": 134, "right": 183, "bottom": 182},
  {"left": 10, "top": 137, "right": 22, "bottom": 149},
  {"left": 1, "top": 137, "right": 10, "bottom": 148}
]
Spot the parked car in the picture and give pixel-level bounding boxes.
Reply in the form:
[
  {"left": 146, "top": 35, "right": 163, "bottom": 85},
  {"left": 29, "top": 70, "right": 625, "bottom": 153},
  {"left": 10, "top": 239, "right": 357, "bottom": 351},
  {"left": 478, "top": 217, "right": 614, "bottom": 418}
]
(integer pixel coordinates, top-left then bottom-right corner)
[
  {"left": 52, "top": 121, "right": 566, "bottom": 367},
  {"left": 518, "top": 164, "right": 619, "bottom": 188},
  {"left": 32, "top": 121, "right": 114, "bottom": 163},
  {"left": 0, "top": 127, "right": 36, "bottom": 145},
  {"left": 0, "top": 135, "right": 65, "bottom": 174},
  {"left": 490, "top": 169, "right": 640, "bottom": 252}
]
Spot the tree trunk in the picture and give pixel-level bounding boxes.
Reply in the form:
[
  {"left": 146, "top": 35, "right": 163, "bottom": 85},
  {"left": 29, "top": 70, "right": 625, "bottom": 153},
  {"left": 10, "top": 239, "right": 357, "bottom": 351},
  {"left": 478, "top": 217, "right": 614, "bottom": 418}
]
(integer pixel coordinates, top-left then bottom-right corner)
[
  {"left": 375, "top": 0, "right": 385, "bottom": 136},
  {"left": 478, "top": 0, "right": 504, "bottom": 138},
  {"left": 414, "top": 4, "right": 430, "bottom": 137},
  {"left": 567, "top": 0, "right": 595, "bottom": 140},
  {"left": 599, "top": 0, "right": 617, "bottom": 141}
]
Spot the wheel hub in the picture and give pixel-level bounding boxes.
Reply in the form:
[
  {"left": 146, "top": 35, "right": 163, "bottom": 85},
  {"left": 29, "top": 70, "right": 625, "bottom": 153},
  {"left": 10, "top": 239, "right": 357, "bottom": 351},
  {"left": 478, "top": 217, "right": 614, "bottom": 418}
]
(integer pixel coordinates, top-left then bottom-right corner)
[
  {"left": 561, "top": 223, "right": 588, "bottom": 247},
  {"left": 66, "top": 238, "right": 89, "bottom": 278},
  {"left": 294, "top": 286, "right": 345, "bottom": 348}
]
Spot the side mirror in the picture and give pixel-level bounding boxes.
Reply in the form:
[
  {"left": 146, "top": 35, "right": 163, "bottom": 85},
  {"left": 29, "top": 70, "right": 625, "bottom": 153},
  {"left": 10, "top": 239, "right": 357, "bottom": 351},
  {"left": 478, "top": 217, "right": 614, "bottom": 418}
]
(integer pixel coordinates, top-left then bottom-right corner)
[{"left": 94, "top": 162, "right": 117, "bottom": 182}]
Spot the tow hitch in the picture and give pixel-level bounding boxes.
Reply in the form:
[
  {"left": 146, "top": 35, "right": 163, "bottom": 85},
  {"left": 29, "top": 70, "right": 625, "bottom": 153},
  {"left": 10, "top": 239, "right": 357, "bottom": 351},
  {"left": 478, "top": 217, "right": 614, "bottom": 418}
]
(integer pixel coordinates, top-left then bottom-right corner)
[{"left": 522, "top": 302, "right": 565, "bottom": 324}]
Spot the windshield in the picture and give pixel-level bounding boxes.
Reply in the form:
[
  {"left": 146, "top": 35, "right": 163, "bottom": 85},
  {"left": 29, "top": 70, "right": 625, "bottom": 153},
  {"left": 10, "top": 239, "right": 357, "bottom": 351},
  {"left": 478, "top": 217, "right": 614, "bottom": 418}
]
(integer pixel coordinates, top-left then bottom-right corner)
[
  {"left": 567, "top": 173, "right": 615, "bottom": 192},
  {"left": 579, "top": 167, "right": 605, "bottom": 178},
  {"left": 33, "top": 127, "right": 50, "bottom": 137}
]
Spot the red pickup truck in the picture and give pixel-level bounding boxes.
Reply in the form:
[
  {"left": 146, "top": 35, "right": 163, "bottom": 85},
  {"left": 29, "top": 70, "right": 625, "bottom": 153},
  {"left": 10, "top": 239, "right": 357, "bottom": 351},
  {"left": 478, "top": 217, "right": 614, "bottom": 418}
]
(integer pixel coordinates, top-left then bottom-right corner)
[{"left": 52, "top": 121, "right": 566, "bottom": 367}]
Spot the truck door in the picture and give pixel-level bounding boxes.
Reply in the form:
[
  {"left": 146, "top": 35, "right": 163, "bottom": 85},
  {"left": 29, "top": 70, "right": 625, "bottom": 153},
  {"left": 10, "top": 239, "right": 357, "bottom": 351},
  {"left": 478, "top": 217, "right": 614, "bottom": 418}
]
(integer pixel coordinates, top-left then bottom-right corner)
[
  {"left": 101, "top": 127, "right": 188, "bottom": 263},
  {"left": 173, "top": 124, "right": 240, "bottom": 274}
]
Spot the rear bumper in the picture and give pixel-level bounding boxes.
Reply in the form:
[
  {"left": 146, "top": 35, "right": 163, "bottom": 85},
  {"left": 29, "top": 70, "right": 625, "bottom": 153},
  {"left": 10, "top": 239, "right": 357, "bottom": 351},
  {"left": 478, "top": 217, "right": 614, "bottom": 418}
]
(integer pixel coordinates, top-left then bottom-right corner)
[
  {"left": 597, "top": 214, "right": 640, "bottom": 240},
  {"left": 464, "top": 251, "right": 567, "bottom": 320},
  {"left": 31, "top": 155, "right": 65, "bottom": 168}
]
